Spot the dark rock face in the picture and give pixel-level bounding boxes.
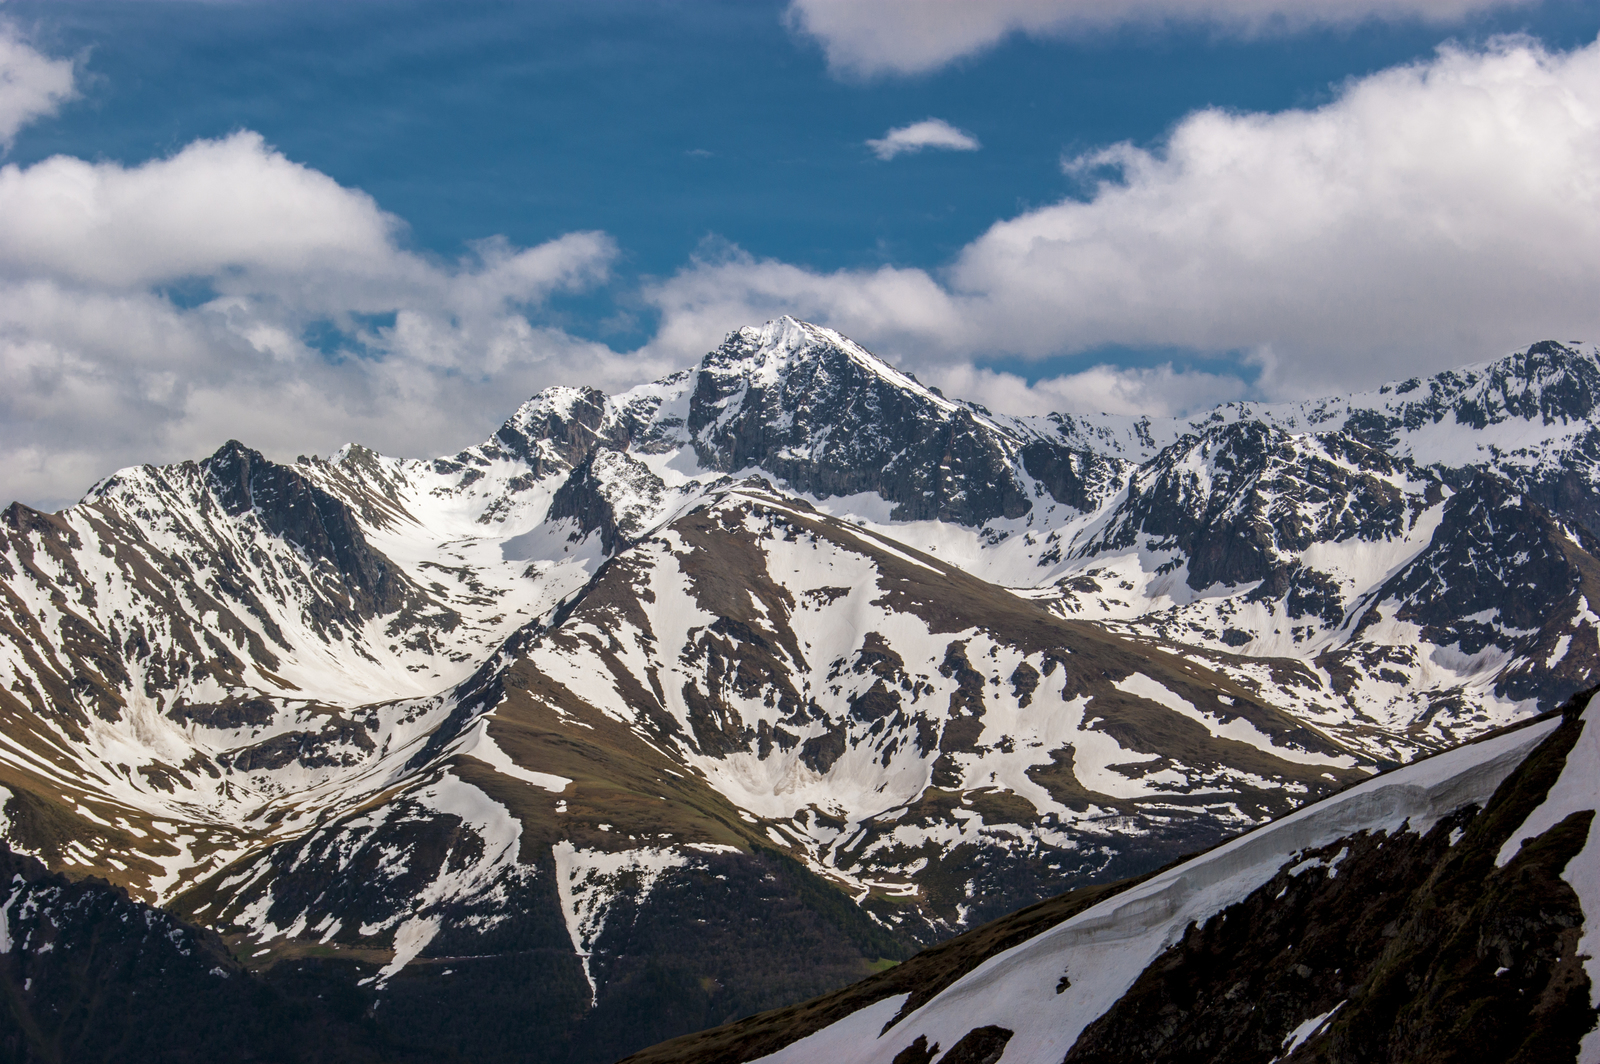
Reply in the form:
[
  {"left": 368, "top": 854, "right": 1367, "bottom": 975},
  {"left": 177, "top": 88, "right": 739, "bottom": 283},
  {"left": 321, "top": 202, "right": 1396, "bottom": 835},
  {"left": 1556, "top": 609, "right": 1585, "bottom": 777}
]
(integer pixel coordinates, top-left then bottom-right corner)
[
  {"left": 1358, "top": 342, "right": 1600, "bottom": 438},
  {"left": 1377, "top": 475, "right": 1582, "bottom": 648},
  {"left": 1019, "top": 440, "right": 1119, "bottom": 512},
  {"left": 546, "top": 450, "right": 668, "bottom": 554},
  {"left": 204, "top": 440, "right": 412, "bottom": 616},
  {"left": 489, "top": 386, "right": 619, "bottom": 472},
  {"left": 685, "top": 323, "right": 1033, "bottom": 525},
  {"left": 1430, "top": 341, "right": 1600, "bottom": 430},
  {"left": 1377, "top": 342, "right": 1600, "bottom": 539},
  {"left": 1360, "top": 473, "right": 1600, "bottom": 706},
  {"left": 1083, "top": 423, "right": 1431, "bottom": 593},
  {"left": 0, "top": 843, "right": 398, "bottom": 1064},
  {"left": 1518, "top": 440, "right": 1600, "bottom": 542},
  {"left": 522, "top": 322, "right": 1126, "bottom": 537},
  {"left": 169, "top": 696, "right": 280, "bottom": 729},
  {"left": 548, "top": 453, "right": 629, "bottom": 554},
  {"left": 937, "top": 1026, "right": 1013, "bottom": 1064}
]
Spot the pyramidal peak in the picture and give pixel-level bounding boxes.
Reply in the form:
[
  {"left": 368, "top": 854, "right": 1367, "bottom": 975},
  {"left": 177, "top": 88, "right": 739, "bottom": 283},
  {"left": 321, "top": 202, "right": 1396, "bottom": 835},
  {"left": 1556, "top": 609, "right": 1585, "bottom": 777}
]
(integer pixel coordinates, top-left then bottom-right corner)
[{"left": 707, "top": 316, "right": 965, "bottom": 415}]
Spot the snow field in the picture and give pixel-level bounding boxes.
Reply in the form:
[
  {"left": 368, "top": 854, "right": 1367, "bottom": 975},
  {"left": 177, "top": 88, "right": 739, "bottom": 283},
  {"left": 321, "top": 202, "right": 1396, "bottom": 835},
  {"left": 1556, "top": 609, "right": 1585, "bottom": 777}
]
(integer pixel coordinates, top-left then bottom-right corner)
[{"left": 752, "top": 715, "right": 1561, "bottom": 1064}]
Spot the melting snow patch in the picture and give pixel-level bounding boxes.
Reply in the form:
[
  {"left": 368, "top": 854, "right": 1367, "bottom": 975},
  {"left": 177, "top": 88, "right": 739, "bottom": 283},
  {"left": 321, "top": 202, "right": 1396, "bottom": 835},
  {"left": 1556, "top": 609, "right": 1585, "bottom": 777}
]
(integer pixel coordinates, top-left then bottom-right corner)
[
  {"left": 552, "top": 842, "right": 690, "bottom": 1002},
  {"left": 1114, "top": 674, "right": 1355, "bottom": 768},
  {"left": 0, "top": 879, "right": 22, "bottom": 953},
  {"left": 1280, "top": 1002, "right": 1343, "bottom": 1058},
  {"left": 751, "top": 994, "right": 912, "bottom": 1064},
  {"left": 455, "top": 718, "right": 572, "bottom": 793},
  {"left": 1287, "top": 855, "right": 1326, "bottom": 877},
  {"left": 369, "top": 915, "right": 442, "bottom": 987}
]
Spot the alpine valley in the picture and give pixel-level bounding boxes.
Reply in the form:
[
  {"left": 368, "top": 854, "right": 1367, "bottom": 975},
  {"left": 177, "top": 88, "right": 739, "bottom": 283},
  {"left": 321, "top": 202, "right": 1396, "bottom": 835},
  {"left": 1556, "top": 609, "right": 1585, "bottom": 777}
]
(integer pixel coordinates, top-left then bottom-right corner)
[{"left": 1, "top": 318, "right": 1598, "bottom": 1062}]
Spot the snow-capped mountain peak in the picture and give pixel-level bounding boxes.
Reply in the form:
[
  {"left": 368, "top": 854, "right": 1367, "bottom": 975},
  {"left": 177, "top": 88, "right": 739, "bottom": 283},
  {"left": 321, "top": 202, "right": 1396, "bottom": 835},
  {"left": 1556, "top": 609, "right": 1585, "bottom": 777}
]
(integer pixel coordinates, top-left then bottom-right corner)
[{"left": 4, "top": 322, "right": 1600, "bottom": 1064}]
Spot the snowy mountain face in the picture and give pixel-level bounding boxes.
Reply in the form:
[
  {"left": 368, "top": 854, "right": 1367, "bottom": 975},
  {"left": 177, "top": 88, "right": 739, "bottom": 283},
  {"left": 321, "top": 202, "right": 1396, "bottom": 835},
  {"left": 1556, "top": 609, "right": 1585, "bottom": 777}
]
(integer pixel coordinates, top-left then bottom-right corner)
[
  {"left": 1, "top": 318, "right": 1599, "bottom": 1062},
  {"left": 629, "top": 689, "right": 1598, "bottom": 1064},
  {"left": 1040, "top": 415, "right": 1600, "bottom": 750}
]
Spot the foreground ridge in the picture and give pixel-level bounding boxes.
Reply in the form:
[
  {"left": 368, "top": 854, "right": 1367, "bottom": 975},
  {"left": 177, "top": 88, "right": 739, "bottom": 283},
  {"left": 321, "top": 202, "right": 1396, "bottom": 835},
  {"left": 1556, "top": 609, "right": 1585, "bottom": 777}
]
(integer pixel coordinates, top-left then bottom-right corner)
[{"left": 625, "top": 690, "right": 1599, "bottom": 1064}]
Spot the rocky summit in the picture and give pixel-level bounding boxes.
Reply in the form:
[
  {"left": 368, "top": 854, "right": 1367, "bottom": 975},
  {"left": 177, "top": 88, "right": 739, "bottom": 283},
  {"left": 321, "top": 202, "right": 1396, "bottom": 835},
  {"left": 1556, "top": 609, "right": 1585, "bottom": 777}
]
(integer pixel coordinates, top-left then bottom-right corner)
[{"left": 1, "top": 318, "right": 1598, "bottom": 1062}]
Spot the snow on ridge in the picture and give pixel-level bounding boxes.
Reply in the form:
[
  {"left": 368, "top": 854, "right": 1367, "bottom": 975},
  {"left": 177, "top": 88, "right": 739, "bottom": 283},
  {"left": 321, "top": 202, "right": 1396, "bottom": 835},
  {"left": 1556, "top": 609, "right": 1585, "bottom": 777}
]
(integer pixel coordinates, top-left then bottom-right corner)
[
  {"left": 1494, "top": 700, "right": 1600, "bottom": 1058},
  {"left": 752, "top": 713, "right": 1563, "bottom": 1064},
  {"left": 719, "top": 317, "right": 965, "bottom": 418},
  {"left": 1113, "top": 673, "right": 1355, "bottom": 769},
  {"left": 454, "top": 717, "right": 572, "bottom": 794}
]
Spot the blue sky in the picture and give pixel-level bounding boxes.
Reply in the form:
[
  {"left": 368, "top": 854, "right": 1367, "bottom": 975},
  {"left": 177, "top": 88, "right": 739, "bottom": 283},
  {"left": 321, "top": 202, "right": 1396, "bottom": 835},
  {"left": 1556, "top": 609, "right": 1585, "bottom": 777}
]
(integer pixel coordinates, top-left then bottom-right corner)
[{"left": 2, "top": 0, "right": 1599, "bottom": 505}]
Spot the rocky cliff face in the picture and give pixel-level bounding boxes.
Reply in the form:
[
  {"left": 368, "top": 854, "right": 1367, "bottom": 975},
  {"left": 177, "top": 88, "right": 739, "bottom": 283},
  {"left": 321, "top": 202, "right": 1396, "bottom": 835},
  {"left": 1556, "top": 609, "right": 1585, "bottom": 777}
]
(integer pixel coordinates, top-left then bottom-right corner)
[
  {"left": 0, "top": 320, "right": 1597, "bottom": 1062},
  {"left": 686, "top": 319, "right": 1082, "bottom": 524}
]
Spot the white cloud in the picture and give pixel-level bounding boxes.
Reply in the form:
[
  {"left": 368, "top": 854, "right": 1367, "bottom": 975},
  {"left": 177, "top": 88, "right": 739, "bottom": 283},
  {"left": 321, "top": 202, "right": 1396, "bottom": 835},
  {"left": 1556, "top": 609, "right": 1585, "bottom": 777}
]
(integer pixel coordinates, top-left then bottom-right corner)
[
  {"left": 787, "top": 0, "right": 1539, "bottom": 77},
  {"left": 0, "top": 21, "right": 76, "bottom": 146},
  {"left": 9, "top": 33, "right": 1600, "bottom": 509},
  {"left": 926, "top": 362, "right": 1251, "bottom": 418},
  {"left": 867, "top": 118, "right": 980, "bottom": 160},
  {"left": 648, "top": 35, "right": 1600, "bottom": 401},
  {"left": 641, "top": 241, "right": 965, "bottom": 367},
  {"left": 0, "top": 132, "right": 660, "bottom": 509}
]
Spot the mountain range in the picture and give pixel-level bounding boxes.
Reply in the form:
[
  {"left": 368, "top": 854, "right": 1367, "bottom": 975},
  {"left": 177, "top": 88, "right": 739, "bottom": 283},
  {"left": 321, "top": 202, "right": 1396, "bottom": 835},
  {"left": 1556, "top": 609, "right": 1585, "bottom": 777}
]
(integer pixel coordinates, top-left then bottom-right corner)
[{"left": 1, "top": 318, "right": 1597, "bottom": 1061}]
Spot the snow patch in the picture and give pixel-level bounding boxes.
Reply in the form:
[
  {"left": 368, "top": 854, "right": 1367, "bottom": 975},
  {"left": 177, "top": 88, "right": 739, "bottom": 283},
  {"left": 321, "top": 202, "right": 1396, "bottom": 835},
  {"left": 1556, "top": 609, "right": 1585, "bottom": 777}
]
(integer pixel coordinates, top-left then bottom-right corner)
[{"left": 551, "top": 841, "right": 691, "bottom": 1001}]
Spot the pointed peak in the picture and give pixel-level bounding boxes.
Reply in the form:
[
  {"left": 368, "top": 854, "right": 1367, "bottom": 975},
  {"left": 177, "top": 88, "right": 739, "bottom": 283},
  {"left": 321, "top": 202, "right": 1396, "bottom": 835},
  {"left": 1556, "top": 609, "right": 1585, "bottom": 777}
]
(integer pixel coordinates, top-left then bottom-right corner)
[
  {"left": 205, "top": 439, "right": 267, "bottom": 470},
  {"left": 705, "top": 318, "right": 963, "bottom": 414},
  {"left": 716, "top": 317, "right": 840, "bottom": 366},
  {"left": 506, "top": 384, "right": 609, "bottom": 427},
  {"left": 731, "top": 315, "right": 813, "bottom": 351}
]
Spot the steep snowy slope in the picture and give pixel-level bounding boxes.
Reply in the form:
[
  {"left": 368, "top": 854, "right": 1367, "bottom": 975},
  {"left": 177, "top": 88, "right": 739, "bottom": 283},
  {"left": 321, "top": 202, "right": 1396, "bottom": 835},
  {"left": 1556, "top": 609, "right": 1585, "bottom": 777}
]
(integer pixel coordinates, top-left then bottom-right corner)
[
  {"left": 0, "top": 437, "right": 599, "bottom": 901},
  {"left": 1, "top": 318, "right": 1598, "bottom": 1064},
  {"left": 1030, "top": 422, "right": 1600, "bottom": 744},
  {"left": 183, "top": 481, "right": 1366, "bottom": 975},
  {"left": 627, "top": 689, "right": 1597, "bottom": 1064}
]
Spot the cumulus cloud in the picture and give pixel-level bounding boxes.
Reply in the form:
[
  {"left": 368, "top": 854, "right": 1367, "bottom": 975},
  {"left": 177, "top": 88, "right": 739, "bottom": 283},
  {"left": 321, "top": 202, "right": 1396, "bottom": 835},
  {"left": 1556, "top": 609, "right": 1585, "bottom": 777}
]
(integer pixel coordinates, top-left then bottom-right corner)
[
  {"left": 0, "top": 21, "right": 76, "bottom": 146},
  {"left": 867, "top": 118, "right": 980, "bottom": 160},
  {"left": 11, "top": 31, "right": 1600, "bottom": 509},
  {"left": 926, "top": 362, "right": 1251, "bottom": 418},
  {"left": 648, "top": 35, "right": 1600, "bottom": 402},
  {"left": 0, "top": 132, "right": 668, "bottom": 509},
  {"left": 641, "top": 240, "right": 965, "bottom": 366},
  {"left": 787, "top": 0, "right": 1538, "bottom": 77}
]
